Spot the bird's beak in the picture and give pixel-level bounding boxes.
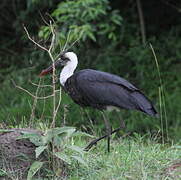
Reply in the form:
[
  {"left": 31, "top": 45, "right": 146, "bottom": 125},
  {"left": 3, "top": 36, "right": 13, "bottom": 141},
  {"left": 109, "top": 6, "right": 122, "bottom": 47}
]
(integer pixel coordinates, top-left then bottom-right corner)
[{"left": 39, "top": 59, "right": 62, "bottom": 76}]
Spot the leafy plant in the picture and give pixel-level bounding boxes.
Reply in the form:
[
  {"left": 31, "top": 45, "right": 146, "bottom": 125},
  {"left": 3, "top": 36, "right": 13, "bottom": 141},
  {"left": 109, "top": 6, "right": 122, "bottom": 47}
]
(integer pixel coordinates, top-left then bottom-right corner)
[
  {"left": 17, "top": 126, "right": 93, "bottom": 179},
  {"left": 39, "top": 0, "right": 122, "bottom": 46}
]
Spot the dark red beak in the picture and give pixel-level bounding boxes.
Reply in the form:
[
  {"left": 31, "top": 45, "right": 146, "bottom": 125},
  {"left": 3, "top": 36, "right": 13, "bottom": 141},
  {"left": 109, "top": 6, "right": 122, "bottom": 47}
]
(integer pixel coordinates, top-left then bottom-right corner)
[{"left": 39, "top": 59, "right": 62, "bottom": 77}]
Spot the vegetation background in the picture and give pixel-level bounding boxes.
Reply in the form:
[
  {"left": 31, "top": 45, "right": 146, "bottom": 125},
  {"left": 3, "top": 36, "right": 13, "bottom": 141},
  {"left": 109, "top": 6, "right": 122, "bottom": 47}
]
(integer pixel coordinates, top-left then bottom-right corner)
[
  {"left": 1, "top": 0, "right": 180, "bottom": 140},
  {"left": 0, "top": 0, "right": 181, "bottom": 178}
]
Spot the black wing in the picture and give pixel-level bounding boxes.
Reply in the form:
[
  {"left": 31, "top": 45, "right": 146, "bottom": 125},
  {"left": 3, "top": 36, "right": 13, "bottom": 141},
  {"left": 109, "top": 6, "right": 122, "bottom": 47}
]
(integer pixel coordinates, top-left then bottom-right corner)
[
  {"left": 74, "top": 69, "right": 157, "bottom": 116},
  {"left": 77, "top": 69, "right": 138, "bottom": 91}
]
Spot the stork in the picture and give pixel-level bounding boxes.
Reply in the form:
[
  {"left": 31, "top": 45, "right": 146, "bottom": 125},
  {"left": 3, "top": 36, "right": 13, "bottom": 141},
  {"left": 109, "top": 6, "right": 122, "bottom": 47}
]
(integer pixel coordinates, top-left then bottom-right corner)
[{"left": 40, "top": 52, "right": 158, "bottom": 151}]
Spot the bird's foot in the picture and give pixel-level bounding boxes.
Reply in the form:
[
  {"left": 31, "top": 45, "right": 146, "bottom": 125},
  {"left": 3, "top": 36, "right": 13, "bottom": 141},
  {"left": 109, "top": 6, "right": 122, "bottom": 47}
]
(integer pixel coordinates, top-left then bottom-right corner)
[{"left": 84, "top": 126, "right": 124, "bottom": 151}]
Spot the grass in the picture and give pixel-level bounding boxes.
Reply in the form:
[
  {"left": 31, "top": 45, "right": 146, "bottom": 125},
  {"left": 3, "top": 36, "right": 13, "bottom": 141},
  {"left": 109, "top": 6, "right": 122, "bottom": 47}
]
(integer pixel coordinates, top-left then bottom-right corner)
[
  {"left": 0, "top": 120, "right": 180, "bottom": 179},
  {"left": 1, "top": 131, "right": 180, "bottom": 179},
  {"left": 68, "top": 137, "right": 181, "bottom": 180}
]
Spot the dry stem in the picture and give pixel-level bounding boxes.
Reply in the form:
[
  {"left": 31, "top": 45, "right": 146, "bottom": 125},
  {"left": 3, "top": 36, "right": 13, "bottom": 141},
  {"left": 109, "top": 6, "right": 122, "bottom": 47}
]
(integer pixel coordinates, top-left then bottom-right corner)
[
  {"left": 136, "top": 0, "right": 146, "bottom": 45},
  {"left": 23, "top": 21, "right": 62, "bottom": 128},
  {"left": 23, "top": 26, "right": 49, "bottom": 52},
  {"left": 29, "top": 78, "right": 41, "bottom": 126},
  {"left": 29, "top": 80, "right": 53, "bottom": 88},
  {"left": 12, "top": 79, "right": 59, "bottom": 100},
  {"left": 18, "top": 20, "right": 79, "bottom": 129}
]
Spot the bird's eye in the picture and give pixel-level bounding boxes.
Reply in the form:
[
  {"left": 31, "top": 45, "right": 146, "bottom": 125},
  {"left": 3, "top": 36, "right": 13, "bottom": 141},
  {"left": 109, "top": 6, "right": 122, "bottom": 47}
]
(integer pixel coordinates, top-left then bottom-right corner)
[
  {"left": 60, "top": 55, "right": 69, "bottom": 61},
  {"left": 63, "top": 57, "right": 70, "bottom": 61}
]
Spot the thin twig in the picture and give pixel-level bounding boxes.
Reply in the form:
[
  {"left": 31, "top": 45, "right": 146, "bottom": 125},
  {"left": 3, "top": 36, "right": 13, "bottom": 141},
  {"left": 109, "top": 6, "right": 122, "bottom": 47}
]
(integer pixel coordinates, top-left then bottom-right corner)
[
  {"left": 12, "top": 79, "right": 59, "bottom": 100},
  {"left": 29, "top": 78, "right": 42, "bottom": 126},
  {"left": 23, "top": 20, "right": 79, "bottom": 130},
  {"left": 51, "top": 87, "right": 62, "bottom": 127},
  {"left": 23, "top": 25, "right": 48, "bottom": 52},
  {"left": 136, "top": 0, "right": 146, "bottom": 45},
  {"left": 45, "top": 13, "right": 56, "bottom": 25},
  {"left": 49, "top": 21, "right": 56, "bottom": 53},
  {"left": 55, "top": 31, "right": 81, "bottom": 60},
  {"left": 63, "top": 30, "right": 71, "bottom": 51},
  {"left": 29, "top": 80, "right": 53, "bottom": 88},
  {"left": 23, "top": 23, "right": 62, "bottom": 129},
  {"left": 162, "top": 0, "right": 181, "bottom": 13},
  {"left": 55, "top": 87, "right": 62, "bottom": 115},
  {"left": 62, "top": 105, "right": 69, "bottom": 126},
  {"left": 39, "top": 11, "right": 50, "bottom": 26},
  {"left": 68, "top": 36, "right": 81, "bottom": 50},
  {"left": 46, "top": 22, "right": 58, "bottom": 128}
]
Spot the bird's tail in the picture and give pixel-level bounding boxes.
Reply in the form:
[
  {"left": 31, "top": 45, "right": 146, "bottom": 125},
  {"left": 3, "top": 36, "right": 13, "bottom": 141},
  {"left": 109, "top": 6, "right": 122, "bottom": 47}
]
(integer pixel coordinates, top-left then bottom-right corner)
[{"left": 131, "top": 91, "right": 158, "bottom": 117}]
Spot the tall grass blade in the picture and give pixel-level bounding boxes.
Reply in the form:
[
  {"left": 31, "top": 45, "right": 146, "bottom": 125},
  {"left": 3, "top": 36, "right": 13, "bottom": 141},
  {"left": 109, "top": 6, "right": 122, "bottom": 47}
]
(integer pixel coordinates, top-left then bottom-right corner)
[{"left": 150, "top": 43, "right": 169, "bottom": 143}]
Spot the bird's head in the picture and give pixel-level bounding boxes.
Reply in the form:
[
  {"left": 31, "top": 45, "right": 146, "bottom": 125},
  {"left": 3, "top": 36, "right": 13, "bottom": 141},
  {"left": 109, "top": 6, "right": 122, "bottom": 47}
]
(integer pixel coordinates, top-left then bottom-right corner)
[{"left": 39, "top": 52, "right": 78, "bottom": 76}]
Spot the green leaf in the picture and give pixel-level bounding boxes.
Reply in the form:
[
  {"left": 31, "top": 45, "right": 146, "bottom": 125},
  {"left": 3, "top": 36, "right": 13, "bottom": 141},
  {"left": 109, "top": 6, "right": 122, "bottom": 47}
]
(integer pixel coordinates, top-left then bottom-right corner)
[
  {"left": 87, "top": 31, "right": 96, "bottom": 41},
  {"left": 112, "top": 19, "right": 121, "bottom": 25},
  {"left": 72, "top": 131, "right": 94, "bottom": 138},
  {"left": 71, "top": 155, "right": 88, "bottom": 167},
  {"left": 35, "top": 146, "right": 47, "bottom": 158},
  {"left": 16, "top": 133, "right": 44, "bottom": 146},
  {"left": 38, "top": 30, "right": 44, "bottom": 38},
  {"left": 54, "top": 152, "right": 71, "bottom": 165},
  {"left": 0, "top": 169, "right": 7, "bottom": 176},
  {"left": 67, "top": 145, "right": 84, "bottom": 155},
  {"left": 0, "top": 129, "right": 13, "bottom": 133},
  {"left": 46, "top": 127, "right": 76, "bottom": 138},
  {"left": 42, "top": 127, "right": 77, "bottom": 146},
  {"left": 27, "top": 161, "right": 44, "bottom": 180}
]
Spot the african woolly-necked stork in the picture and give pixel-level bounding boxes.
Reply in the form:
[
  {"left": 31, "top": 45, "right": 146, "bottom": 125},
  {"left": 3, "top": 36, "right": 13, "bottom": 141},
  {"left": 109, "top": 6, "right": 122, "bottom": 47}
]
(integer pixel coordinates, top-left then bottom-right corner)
[{"left": 40, "top": 52, "right": 158, "bottom": 151}]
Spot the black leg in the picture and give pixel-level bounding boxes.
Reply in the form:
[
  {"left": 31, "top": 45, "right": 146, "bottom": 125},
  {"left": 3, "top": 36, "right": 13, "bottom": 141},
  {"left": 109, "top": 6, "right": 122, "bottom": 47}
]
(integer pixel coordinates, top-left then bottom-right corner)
[
  {"left": 84, "top": 126, "right": 124, "bottom": 151},
  {"left": 107, "top": 127, "right": 111, "bottom": 153},
  {"left": 101, "top": 111, "right": 112, "bottom": 152}
]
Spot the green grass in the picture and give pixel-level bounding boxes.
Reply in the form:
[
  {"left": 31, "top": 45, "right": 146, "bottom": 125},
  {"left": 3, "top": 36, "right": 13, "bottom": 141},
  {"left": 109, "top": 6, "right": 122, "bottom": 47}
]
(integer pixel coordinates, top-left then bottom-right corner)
[
  {"left": 68, "top": 137, "right": 181, "bottom": 180},
  {"left": 1, "top": 123, "right": 180, "bottom": 179}
]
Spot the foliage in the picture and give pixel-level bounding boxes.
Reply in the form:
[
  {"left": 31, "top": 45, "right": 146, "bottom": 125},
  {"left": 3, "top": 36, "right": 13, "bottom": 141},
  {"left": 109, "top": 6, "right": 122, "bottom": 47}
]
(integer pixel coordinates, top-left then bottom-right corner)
[
  {"left": 27, "top": 161, "right": 44, "bottom": 180},
  {"left": 17, "top": 126, "right": 92, "bottom": 178},
  {"left": 39, "top": 0, "right": 122, "bottom": 47},
  {"left": 0, "top": 0, "right": 180, "bottom": 146}
]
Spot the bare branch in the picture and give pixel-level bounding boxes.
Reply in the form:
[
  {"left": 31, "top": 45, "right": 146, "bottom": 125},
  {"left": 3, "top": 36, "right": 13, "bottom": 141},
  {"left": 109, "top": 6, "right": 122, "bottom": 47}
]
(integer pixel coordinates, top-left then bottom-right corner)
[
  {"left": 23, "top": 25, "right": 49, "bottom": 52},
  {"left": 162, "top": 0, "right": 181, "bottom": 13},
  {"left": 22, "top": 18, "right": 78, "bottom": 129},
  {"left": 55, "top": 31, "right": 81, "bottom": 60},
  {"left": 63, "top": 30, "right": 71, "bottom": 51},
  {"left": 55, "top": 87, "right": 62, "bottom": 115},
  {"left": 39, "top": 11, "right": 50, "bottom": 26},
  {"left": 12, "top": 79, "right": 59, "bottom": 100},
  {"left": 70, "top": 37, "right": 80, "bottom": 48},
  {"left": 136, "top": 0, "right": 146, "bottom": 45},
  {"left": 45, "top": 12, "right": 56, "bottom": 25},
  {"left": 29, "top": 80, "right": 53, "bottom": 88},
  {"left": 51, "top": 87, "right": 62, "bottom": 128},
  {"left": 49, "top": 21, "right": 56, "bottom": 53},
  {"left": 29, "top": 78, "right": 42, "bottom": 125},
  {"left": 46, "top": 22, "right": 59, "bottom": 128},
  {"left": 22, "top": 20, "right": 64, "bottom": 130}
]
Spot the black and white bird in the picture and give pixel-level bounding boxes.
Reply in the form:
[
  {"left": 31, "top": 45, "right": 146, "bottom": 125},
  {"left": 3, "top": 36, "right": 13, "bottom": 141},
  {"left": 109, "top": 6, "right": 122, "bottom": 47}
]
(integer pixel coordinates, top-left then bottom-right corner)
[{"left": 40, "top": 52, "right": 158, "bottom": 151}]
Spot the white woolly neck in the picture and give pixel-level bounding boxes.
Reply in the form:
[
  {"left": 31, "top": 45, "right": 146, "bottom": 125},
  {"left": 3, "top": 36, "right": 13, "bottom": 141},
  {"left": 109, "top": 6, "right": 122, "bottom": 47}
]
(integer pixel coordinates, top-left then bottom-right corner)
[{"left": 60, "top": 52, "right": 78, "bottom": 86}]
